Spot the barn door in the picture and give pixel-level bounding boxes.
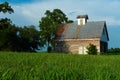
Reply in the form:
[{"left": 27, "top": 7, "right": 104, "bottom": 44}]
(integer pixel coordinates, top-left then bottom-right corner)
[
  {"left": 83, "top": 47, "right": 87, "bottom": 54},
  {"left": 79, "top": 46, "right": 87, "bottom": 54},
  {"left": 79, "top": 46, "right": 84, "bottom": 54}
]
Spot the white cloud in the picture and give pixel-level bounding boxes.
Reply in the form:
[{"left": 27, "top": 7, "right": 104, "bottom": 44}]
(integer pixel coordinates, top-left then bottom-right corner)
[{"left": 1, "top": 0, "right": 120, "bottom": 26}]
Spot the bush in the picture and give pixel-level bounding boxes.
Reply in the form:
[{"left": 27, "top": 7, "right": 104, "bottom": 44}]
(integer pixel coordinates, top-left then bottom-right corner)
[{"left": 86, "top": 44, "right": 97, "bottom": 55}]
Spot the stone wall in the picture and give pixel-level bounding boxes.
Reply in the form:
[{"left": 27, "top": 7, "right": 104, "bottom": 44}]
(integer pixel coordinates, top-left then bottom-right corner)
[{"left": 55, "top": 39, "right": 100, "bottom": 54}]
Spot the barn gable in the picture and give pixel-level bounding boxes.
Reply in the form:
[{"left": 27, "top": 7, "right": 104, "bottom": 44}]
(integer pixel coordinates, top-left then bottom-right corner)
[{"left": 100, "top": 23, "right": 109, "bottom": 42}]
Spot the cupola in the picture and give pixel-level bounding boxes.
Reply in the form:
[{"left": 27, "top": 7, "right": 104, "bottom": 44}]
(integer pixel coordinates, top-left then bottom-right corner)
[{"left": 77, "top": 15, "right": 88, "bottom": 25}]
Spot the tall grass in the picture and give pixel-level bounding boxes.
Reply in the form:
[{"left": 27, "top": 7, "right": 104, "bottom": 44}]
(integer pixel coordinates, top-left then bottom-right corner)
[{"left": 0, "top": 52, "right": 120, "bottom": 80}]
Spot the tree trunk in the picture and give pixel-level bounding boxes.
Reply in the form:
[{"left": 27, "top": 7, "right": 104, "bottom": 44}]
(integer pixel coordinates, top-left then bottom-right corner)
[{"left": 47, "top": 40, "right": 51, "bottom": 53}]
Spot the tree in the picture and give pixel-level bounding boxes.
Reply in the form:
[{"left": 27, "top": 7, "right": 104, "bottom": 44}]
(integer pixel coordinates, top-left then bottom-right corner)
[
  {"left": 39, "top": 9, "right": 73, "bottom": 52},
  {"left": 108, "top": 48, "right": 120, "bottom": 53},
  {"left": 0, "top": 2, "right": 14, "bottom": 14},
  {"left": 0, "top": 18, "right": 12, "bottom": 29},
  {"left": 0, "top": 24, "right": 19, "bottom": 51},
  {"left": 0, "top": 2, "right": 40, "bottom": 52},
  {"left": 86, "top": 44, "right": 98, "bottom": 55},
  {"left": 0, "top": 2, "right": 14, "bottom": 51},
  {"left": 0, "top": 18, "right": 13, "bottom": 50},
  {"left": 0, "top": 24, "right": 41, "bottom": 52},
  {"left": 17, "top": 26, "right": 41, "bottom": 52}
]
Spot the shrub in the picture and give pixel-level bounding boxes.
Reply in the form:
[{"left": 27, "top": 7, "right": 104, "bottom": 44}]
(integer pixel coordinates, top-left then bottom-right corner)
[{"left": 86, "top": 44, "right": 97, "bottom": 55}]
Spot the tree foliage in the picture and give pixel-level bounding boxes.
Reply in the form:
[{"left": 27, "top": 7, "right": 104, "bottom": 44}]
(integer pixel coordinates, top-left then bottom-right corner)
[
  {"left": 39, "top": 9, "right": 73, "bottom": 52},
  {"left": 86, "top": 44, "right": 98, "bottom": 55},
  {"left": 0, "top": 2, "right": 40, "bottom": 52},
  {"left": 17, "top": 26, "right": 41, "bottom": 52},
  {"left": 108, "top": 48, "right": 120, "bottom": 53},
  {"left": 0, "top": 2, "right": 14, "bottom": 14},
  {"left": 0, "top": 23, "right": 19, "bottom": 51},
  {"left": 0, "top": 18, "right": 40, "bottom": 52},
  {"left": 0, "top": 2, "right": 14, "bottom": 50}
]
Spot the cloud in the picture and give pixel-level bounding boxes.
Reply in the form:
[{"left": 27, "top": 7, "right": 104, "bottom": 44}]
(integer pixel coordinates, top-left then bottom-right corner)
[{"left": 1, "top": 0, "right": 120, "bottom": 26}]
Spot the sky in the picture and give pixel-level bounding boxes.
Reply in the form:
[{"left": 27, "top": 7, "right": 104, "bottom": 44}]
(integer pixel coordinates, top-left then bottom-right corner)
[{"left": 0, "top": 0, "right": 120, "bottom": 48}]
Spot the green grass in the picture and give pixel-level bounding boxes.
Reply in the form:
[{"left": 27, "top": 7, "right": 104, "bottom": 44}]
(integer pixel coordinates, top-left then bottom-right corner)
[{"left": 0, "top": 52, "right": 120, "bottom": 80}]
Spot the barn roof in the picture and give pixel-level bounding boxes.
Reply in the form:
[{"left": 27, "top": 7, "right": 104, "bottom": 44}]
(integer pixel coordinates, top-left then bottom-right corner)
[{"left": 56, "top": 21, "right": 109, "bottom": 40}]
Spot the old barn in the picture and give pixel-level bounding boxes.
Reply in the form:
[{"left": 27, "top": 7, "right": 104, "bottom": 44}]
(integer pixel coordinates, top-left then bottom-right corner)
[{"left": 55, "top": 15, "right": 109, "bottom": 54}]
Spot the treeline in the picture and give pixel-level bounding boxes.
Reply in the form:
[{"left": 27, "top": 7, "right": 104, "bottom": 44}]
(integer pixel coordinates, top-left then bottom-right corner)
[
  {"left": 0, "top": 18, "right": 40, "bottom": 52},
  {"left": 108, "top": 48, "right": 120, "bottom": 53},
  {"left": 0, "top": 2, "right": 41, "bottom": 52}
]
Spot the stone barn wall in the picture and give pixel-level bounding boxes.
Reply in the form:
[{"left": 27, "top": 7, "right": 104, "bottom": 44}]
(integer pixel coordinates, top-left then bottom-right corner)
[{"left": 55, "top": 39, "right": 100, "bottom": 54}]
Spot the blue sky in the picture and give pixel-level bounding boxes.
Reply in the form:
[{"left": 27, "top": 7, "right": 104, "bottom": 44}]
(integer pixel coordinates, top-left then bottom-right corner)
[
  {"left": 0, "top": 0, "right": 43, "bottom": 4},
  {"left": 0, "top": 0, "right": 120, "bottom": 48}
]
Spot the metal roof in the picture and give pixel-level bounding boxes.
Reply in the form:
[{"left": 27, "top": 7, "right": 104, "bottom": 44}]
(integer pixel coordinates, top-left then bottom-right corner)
[{"left": 56, "top": 21, "right": 109, "bottom": 40}]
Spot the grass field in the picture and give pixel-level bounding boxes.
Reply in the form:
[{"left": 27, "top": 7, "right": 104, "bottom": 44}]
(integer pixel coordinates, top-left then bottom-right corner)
[{"left": 0, "top": 52, "right": 120, "bottom": 80}]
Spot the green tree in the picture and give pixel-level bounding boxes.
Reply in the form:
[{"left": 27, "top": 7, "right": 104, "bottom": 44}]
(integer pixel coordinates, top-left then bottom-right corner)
[
  {"left": 108, "top": 48, "right": 120, "bottom": 53},
  {"left": 0, "top": 2, "right": 40, "bottom": 52},
  {"left": 17, "top": 26, "right": 41, "bottom": 52},
  {"left": 0, "top": 23, "right": 41, "bottom": 52},
  {"left": 86, "top": 44, "right": 98, "bottom": 55},
  {"left": 0, "top": 2, "right": 14, "bottom": 13},
  {"left": 0, "top": 23, "right": 19, "bottom": 51},
  {"left": 0, "top": 18, "right": 12, "bottom": 29},
  {"left": 0, "top": 2, "right": 14, "bottom": 51},
  {"left": 39, "top": 9, "right": 73, "bottom": 52},
  {"left": 0, "top": 18, "right": 13, "bottom": 50}
]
